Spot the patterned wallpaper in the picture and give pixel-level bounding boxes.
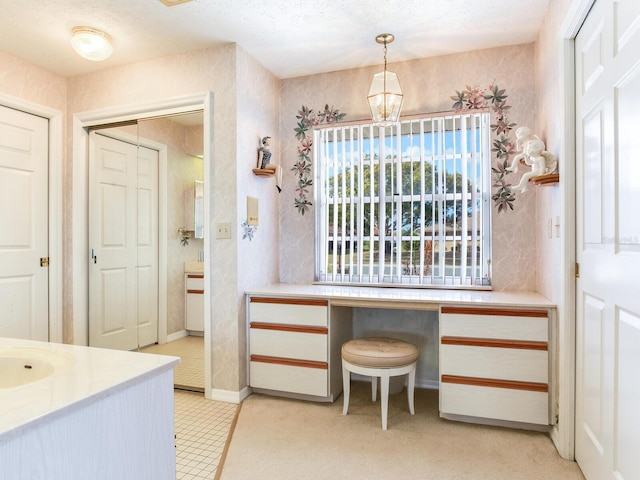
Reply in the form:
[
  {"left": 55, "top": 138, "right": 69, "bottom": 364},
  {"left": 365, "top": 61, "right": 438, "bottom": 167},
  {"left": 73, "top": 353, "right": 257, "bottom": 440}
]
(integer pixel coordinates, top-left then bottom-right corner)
[{"left": 279, "top": 43, "right": 539, "bottom": 292}]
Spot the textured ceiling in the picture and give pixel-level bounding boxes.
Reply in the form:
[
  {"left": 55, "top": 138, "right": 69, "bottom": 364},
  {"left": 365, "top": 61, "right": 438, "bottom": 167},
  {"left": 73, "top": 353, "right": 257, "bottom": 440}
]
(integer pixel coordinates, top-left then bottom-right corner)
[{"left": 0, "top": 0, "right": 550, "bottom": 79}]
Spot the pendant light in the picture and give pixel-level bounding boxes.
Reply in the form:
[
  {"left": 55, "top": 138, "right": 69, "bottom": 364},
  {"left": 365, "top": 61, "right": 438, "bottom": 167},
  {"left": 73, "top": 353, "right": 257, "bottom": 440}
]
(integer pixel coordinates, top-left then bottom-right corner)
[
  {"left": 71, "top": 27, "right": 113, "bottom": 61},
  {"left": 367, "top": 33, "right": 403, "bottom": 127}
]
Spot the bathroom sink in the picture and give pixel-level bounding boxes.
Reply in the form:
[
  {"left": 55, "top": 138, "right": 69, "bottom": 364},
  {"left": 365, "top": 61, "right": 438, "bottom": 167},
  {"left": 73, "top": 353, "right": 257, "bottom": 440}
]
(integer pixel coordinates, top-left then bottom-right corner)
[
  {"left": 0, "top": 347, "right": 74, "bottom": 389},
  {"left": 184, "top": 261, "right": 204, "bottom": 273}
]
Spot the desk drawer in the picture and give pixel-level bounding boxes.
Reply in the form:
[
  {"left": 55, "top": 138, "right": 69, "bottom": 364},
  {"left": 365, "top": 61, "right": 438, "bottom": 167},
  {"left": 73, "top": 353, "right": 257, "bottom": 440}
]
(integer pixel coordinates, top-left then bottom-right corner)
[
  {"left": 249, "top": 325, "right": 327, "bottom": 362},
  {"left": 250, "top": 359, "right": 328, "bottom": 397},
  {"left": 440, "top": 344, "right": 548, "bottom": 384},
  {"left": 440, "top": 307, "right": 548, "bottom": 342},
  {"left": 249, "top": 297, "right": 328, "bottom": 327},
  {"left": 185, "top": 274, "right": 204, "bottom": 291},
  {"left": 440, "top": 382, "right": 549, "bottom": 425}
]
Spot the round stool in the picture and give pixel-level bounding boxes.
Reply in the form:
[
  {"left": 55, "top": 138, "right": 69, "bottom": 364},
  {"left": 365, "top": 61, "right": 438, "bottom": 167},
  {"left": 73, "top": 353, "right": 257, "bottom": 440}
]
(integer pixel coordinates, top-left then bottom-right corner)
[{"left": 341, "top": 337, "right": 419, "bottom": 430}]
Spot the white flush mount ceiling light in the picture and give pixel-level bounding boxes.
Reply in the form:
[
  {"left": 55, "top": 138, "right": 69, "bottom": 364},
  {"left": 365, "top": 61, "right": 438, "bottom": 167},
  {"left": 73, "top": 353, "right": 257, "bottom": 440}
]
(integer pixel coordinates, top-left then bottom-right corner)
[
  {"left": 158, "top": 0, "right": 194, "bottom": 5},
  {"left": 70, "top": 27, "right": 113, "bottom": 61},
  {"left": 368, "top": 33, "right": 403, "bottom": 127}
]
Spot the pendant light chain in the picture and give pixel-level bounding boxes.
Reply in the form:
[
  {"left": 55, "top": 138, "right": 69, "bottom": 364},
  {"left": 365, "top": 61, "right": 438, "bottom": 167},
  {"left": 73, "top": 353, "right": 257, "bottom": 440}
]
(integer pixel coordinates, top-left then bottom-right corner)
[
  {"left": 383, "top": 39, "right": 388, "bottom": 119},
  {"left": 383, "top": 40, "right": 388, "bottom": 70}
]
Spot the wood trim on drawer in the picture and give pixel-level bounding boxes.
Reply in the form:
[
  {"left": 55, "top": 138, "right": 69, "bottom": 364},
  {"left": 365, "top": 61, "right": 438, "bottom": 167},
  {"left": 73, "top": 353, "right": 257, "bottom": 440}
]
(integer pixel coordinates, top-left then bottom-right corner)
[
  {"left": 250, "top": 297, "right": 328, "bottom": 307},
  {"left": 441, "top": 375, "right": 548, "bottom": 392},
  {"left": 250, "top": 355, "right": 328, "bottom": 370},
  {"left": 441, "top": 336, "right": 548, "bottom": 351},
  {"left": 250, "top": 322, "right": 328, "bottom": 334},
  {"left": 440, "top": 306, "right": 548, "bottom": 318},
  {"left": 187, "top": 289, "right": 204, "bottom": 294},
  {"left": 187, "top": 274, "right": 204, "bottom": 279}
]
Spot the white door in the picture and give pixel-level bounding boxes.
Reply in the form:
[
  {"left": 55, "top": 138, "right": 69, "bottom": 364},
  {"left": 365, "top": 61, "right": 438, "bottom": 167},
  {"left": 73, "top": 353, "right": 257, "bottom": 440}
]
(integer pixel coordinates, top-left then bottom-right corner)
[
  {"left": 135, "top": 143, "right": 159, "bottom": 347},
  {"left": 0, "top": 105, "right": 49, "bottom": 341},
  {"left": 89, "top": 132, "right": 159, "bottom": 350},
  {"left": 575, "top": 1, "right": 640, "bottom": 479}
]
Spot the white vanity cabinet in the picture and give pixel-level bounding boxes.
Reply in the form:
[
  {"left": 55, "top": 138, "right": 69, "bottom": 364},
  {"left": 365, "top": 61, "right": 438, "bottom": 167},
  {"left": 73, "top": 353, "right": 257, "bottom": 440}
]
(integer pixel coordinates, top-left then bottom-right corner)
[
  {"left": 439, "top": 306, "right": 553, "bottom": 426},
  {"left": 247, "top": 296, "right": 351, "bottom": 402},
  {"left": 185, "top": 273, "right": 204, "bottom": 332}
]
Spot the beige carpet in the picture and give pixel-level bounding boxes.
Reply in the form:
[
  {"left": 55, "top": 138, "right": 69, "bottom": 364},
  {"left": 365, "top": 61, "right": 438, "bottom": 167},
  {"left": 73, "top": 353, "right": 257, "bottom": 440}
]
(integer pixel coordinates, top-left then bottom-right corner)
[{"left": 219, "top": 382, "right": 585, "bottom": 480}]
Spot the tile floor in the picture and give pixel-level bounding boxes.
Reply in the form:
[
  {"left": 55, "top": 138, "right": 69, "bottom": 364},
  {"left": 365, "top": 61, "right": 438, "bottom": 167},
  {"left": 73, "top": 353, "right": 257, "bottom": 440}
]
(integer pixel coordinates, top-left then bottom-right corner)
[
  {"left": 174, "top": 390, "right": 237, "bottom": 480},
  {"left": 142, "top": 335, "right": 205, "bottom": 392},
  {"left": 141, "top": 336, "right": 238, "bottom": 479}
]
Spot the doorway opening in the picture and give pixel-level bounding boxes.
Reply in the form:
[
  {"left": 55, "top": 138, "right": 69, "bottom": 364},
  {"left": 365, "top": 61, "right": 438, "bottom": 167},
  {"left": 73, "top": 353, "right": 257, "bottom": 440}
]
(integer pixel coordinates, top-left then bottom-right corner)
[{"left": 73, "top": 92, "right": 213, "bottom": 398}]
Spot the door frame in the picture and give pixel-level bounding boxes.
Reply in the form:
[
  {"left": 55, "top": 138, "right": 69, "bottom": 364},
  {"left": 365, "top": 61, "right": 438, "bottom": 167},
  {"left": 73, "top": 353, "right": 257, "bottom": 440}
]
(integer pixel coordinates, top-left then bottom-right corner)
[
  {"left": 0, "top": 93, "right": 63, "bottom": 343},
  {"left": 556, "top": 0, "right": 596, "bottom": 461},
  {"left": 72, "top": 92, "right": 214, "bottom": 397},
  {"left": 89, "top": 129, "right": 166, "bottom": 347}
]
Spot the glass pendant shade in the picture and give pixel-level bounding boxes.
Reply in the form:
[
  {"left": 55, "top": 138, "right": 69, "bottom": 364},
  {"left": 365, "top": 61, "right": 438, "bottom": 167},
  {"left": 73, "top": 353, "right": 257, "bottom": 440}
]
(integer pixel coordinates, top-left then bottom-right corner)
[
  {"left": 368, "top": 70, "right": 403, "bottom": 126},
  {"left": 71, "top": 27, "right": 113, "bottom": 61}
]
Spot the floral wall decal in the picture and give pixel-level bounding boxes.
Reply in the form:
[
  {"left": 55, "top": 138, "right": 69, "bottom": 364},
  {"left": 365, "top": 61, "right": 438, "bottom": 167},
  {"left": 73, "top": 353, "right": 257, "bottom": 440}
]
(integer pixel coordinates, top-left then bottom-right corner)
[
  {"left": 241, "top": 220, "right": 257, "bottom": 241},
  {"left": 451, "top": 84, "right": 518, "bottom": 213},
  {"left": 293, "top": 104, "right": 347, "bottom": 215}
]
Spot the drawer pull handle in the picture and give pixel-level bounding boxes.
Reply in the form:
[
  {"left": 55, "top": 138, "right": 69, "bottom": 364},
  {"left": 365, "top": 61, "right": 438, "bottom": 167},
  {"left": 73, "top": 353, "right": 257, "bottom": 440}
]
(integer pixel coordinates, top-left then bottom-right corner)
[
  {"left": 441, "top": 337, "right": 547, "bottom": 351},
  {"left": 250, "top": 322, "right": 328, "bottom": 334},
  {"left": 187, "top": 274, "right": 204, "bottom": 279},
  {"left": 251, "top": 355, "right": 328, "bottom": 370},
  {"left": 187, "top": 289, "right": 204, "bottom": 294},
  {"left": 441, "top": 306, "right": 548, "bottom": 318},
  {"left": 441, "top": 375, "right": 548, "bottom": 393},
  {"left": 250, "top": 297, "right": 328, "bottom": 307}
]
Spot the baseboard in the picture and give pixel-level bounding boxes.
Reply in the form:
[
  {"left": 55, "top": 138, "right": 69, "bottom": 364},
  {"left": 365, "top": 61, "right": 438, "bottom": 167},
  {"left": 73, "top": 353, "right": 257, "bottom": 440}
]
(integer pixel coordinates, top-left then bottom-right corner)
[
  {"left": 250, "top": 387, "right": 335, "bottom": 403},
  {"left": 440, "top": 412, "right": 551, "bottom": 433},
  {"left": 166, "top": 330, "right": 188, "bottom": 343},
  {"left": 209, "top": 386, "right": 251, "bottom": 404}
]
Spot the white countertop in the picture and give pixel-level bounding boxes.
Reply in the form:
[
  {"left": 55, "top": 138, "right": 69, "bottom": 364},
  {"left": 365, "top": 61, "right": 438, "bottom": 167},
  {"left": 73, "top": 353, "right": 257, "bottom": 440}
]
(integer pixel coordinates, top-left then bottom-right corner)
[
  {"left": 0, "top": 337, "right": 179, "bottom": 441},
  {"left": 184, "top": 261, "right": 204, "bottom": 273},
  {"left": 246, "top": 284, "right": 555, "bottom": 309}
]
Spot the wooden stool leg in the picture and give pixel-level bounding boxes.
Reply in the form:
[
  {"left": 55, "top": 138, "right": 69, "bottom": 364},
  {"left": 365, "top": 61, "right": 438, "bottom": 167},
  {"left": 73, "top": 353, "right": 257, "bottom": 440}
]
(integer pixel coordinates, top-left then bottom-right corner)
[
  {"left": 380, "top": 370, "right": 390, "bottom": 430},
  {"left": 342, "top": 363, "right": 350, "bottom": 416},
  {"left": 408, "top": 365, "right": 416, "bottom": 415},
  {"left": 371, "top": 376, "right": 377, "bottom": 402}
]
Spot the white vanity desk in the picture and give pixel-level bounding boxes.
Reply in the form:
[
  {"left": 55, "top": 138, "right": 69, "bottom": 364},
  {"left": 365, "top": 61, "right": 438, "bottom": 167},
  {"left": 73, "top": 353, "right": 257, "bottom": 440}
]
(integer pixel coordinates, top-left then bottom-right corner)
[{"left": 246, "top": 284, "right": 556, "bottom": 431}]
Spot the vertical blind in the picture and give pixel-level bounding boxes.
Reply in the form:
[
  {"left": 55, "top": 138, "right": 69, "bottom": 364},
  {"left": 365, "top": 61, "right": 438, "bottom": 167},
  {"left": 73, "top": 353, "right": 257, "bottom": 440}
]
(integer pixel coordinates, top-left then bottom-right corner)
[{"left": 314, "top": 112, "right": 492, "bottom": 288}]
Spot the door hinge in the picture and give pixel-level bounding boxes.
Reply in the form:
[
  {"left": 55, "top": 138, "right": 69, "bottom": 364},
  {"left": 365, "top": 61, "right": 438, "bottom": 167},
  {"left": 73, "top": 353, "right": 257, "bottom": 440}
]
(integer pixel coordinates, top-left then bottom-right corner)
[
  {"left": 575, "top": 262, "right": 580, "bottom": 278},
  {"left": 40, "top": 257, "right": 49, "bottom": 267}
]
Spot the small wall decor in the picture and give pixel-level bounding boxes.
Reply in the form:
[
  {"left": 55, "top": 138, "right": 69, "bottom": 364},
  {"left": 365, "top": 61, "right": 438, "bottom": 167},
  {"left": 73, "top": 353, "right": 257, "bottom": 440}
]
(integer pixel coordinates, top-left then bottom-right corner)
[
  {"left": 177, "top": 227, "right": 193, "bottom": 246},
  {"left": 254, "top": 136, "right": 282, "bottom": 192},
  {"left": 451, "top": 84, "right": 518, "bottom": 213},
  {"left": 505, "top": 127, "right": 558, "bottom": 193},
  {"left": 293, "top": 105, "right": 347, "bottom": 215},
  {"left": 241, "top": 220, "right": 257, "bottom": 241}
]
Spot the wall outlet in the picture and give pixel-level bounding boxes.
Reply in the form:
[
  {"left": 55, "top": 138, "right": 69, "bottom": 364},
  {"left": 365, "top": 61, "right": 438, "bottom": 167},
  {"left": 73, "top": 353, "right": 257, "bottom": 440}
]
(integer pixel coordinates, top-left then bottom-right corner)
[{"left": 215, "top": 222, "right": 231, "bottom": 239}]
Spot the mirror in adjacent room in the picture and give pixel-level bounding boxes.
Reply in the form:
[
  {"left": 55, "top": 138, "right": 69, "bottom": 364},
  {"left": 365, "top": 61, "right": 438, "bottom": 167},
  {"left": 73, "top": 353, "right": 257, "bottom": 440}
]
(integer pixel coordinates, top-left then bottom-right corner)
[
  {"left": 194, "top": 180, "right": 204, "bottom": 239},
  {"left": 182, "top": 179, "right": 205, "bottom": 241}
]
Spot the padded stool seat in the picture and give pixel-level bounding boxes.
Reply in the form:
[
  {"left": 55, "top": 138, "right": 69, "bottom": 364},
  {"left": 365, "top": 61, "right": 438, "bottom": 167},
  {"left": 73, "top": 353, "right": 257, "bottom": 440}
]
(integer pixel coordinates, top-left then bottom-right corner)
[{"left": 341, "top": 337, "right": 419, "bottom": 430}]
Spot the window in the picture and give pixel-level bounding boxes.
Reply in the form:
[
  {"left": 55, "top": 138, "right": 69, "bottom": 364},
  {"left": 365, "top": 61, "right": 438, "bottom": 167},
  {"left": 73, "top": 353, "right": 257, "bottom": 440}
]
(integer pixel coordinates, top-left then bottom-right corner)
[{"left": 314, "top": 111, "right": 492, "bottom": 288}]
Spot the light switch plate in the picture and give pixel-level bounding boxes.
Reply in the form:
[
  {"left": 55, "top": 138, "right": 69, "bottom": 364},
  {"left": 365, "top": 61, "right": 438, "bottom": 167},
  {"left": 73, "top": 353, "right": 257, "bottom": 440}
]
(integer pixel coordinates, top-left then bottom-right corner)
[{"left": 215, "top": 222, "right": 231, "bottom": 239}]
